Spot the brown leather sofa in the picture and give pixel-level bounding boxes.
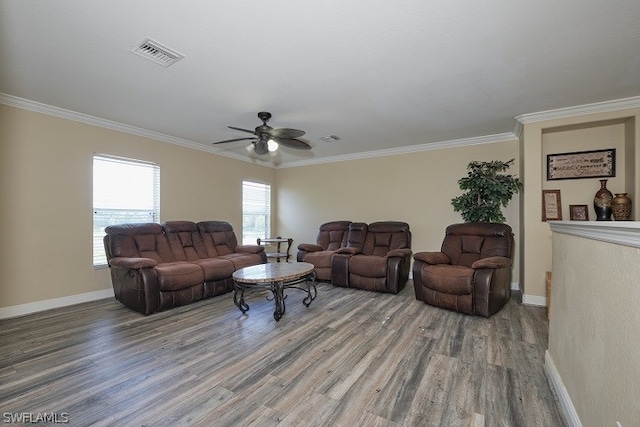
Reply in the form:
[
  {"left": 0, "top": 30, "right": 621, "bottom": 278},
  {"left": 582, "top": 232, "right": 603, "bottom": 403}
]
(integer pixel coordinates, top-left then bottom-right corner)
[
  {"left": 299, "top": 221, "right": 412, "bottom": 294},
  {"left": 412, "top": 223, "right": 514, "bottom": 317},
  {"left": 104, "top": 220, "right": 266, "bottom": 315},
  {"left": 296, "top": 220, "right": 352, "bottom": 280}
]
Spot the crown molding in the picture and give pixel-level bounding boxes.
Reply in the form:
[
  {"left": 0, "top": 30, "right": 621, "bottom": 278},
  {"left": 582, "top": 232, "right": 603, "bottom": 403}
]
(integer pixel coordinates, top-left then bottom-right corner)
[
  {"left": 515, "top": 96, "right": 640, "bottom": 126},
  {"left": 277, "top": 132, "right": 518, "bottom": 168},
  {"left": 0, "top": 93, "right": 252, "bottom": 164},
  {"left": 4, "top": 92, "right": 637, "bottom": 169}
]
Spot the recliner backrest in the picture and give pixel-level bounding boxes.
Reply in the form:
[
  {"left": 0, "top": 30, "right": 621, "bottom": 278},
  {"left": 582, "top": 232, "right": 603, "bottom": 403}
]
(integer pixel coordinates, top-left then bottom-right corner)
[
  {"left": 197, "top": 221, "right": 238, "bottom": 257},
  {"left": 104, "top": 223, "right": 175, "bottom": 264},
  {"left": 361, "top": 221, "right": 411, "bottom": 256},
  {"left": 163, "top": 221, "right": 207, "bottom": 261},
  {"left": 441, "top": 223, "right": 513, "bottom": 267},
  {"left": 316, "top": 221, "right": 352, "bottom": 250}
]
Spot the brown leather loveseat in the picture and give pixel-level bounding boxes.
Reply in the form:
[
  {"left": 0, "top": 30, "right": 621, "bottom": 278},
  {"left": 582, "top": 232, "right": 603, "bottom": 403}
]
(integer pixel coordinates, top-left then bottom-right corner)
[
  {"left": 298, "top": 221, "right": 412, "bottom": 294},
  {"left": 412, "top": 222, "right": 514, "bottom": 317},
  {"left": 104, "top": 220, "right": 266, "bottom": 315}
]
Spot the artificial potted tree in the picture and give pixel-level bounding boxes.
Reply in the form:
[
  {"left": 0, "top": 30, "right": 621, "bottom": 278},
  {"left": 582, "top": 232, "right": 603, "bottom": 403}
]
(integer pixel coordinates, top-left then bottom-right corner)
[{"left": 451, "top": 158, "right": 522, "bottom": 223}]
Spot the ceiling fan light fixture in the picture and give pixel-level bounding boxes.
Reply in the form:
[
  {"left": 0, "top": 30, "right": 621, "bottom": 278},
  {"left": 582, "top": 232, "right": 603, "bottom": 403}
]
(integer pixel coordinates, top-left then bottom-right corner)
[{"left": 267, "top": 139, "right": 279, "bottom": 152}]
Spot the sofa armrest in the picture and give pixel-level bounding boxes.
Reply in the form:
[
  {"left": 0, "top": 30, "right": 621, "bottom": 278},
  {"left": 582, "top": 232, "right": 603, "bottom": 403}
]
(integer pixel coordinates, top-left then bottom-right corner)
[
  {"left": 235, "top": 244, "right": 265, "bottom": 254},
  {"left": 336, "top": 247, "right": 361, "bottom": 255},
  {"left": 472, "top": 256, "right": 512, "bottom": 270},
  {"left": 387, "top": 248, "right": 412, "bottom": 258},
  {"left": 297, "top": 243, "right": 323, "bottom": 253},
  {"left": 109, "top": 257, "right": 157, "bottom": 269},
  {"left": 413, "top": 251, "right": 450, "bottom": 265}
]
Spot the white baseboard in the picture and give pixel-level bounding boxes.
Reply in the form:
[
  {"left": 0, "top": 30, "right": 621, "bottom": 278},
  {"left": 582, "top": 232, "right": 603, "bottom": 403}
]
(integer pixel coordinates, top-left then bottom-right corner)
[
  {"left": 0, "top": 288, "right": 115, "bottom": 320},
  {"left": 523, "top": 294, "right": 547, "bottom": 306},
  {"left": 544, "top": 350, "right": 582, "bottom": 427}
]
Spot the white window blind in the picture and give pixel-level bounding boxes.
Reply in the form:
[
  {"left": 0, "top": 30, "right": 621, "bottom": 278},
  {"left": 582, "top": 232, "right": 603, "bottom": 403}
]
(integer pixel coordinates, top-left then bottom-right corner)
[
  {"left": 242, "top": 181, "right": 271, "bottom": 245},
  {"left": 93, "top": 154, "right": 160, "bottom": 266}
]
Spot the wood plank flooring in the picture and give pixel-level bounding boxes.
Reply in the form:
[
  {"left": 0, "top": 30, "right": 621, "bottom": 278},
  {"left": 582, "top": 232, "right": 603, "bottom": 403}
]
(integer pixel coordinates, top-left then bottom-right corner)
[{"left": 0, "top": 281, "right": 566, "bottom": 426}]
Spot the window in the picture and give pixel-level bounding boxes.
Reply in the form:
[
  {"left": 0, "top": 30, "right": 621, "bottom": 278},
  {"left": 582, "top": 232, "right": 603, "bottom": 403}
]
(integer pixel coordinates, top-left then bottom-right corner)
[
  {"left": 242, "top": 181, "right": 271, "bottom": 245},
  {"left": 93, "top": 154, "right": 160, "bottom": 266}
]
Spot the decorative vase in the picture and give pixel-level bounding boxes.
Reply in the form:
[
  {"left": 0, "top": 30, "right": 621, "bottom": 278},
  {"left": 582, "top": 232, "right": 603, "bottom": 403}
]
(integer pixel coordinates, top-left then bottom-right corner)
[
  {"left": 611, "top": 193, "right": 632, "bottom": 221},
  {"left": 593, "top": 179, "right": 613, "bottom": 221}
]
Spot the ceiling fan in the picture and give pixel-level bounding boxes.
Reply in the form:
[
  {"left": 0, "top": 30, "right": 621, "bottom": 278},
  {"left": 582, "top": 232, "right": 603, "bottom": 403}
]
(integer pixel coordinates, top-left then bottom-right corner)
[{"left": 212, "top": 112, "right": 311, "bottom": 155}]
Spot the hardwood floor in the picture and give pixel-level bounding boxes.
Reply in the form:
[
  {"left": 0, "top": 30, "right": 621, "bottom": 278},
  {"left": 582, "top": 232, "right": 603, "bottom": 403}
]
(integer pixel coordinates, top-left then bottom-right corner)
[{"left": 0, "top": 281, "right": 566, "bottom": 426}]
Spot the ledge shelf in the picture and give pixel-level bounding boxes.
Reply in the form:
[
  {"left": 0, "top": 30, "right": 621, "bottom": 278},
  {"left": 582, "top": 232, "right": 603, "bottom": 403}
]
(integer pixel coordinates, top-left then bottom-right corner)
[{"left": 548, "top": 221, "right": 640, "bottom": 249}]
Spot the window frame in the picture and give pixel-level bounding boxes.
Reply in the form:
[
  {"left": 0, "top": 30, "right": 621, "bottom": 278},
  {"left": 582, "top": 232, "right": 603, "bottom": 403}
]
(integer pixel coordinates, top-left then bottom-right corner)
[
  {"left": 242, "top": 180, "right": 271, "bottom": 245},
  {"left": 93, "top": 154, "right": 160, "bottom": 267}
]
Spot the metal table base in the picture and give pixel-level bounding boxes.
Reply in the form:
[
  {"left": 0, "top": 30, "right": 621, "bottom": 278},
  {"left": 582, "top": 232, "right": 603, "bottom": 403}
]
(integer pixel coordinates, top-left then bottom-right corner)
[{"left": 233, "top": 271, "right": 317, "bottom": 321}]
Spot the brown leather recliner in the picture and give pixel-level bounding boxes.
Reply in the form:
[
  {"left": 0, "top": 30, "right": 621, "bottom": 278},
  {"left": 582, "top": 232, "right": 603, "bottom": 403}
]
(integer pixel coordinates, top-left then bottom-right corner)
[
  {"left": 333, "top": 221, "right": 412, "bottom": 294},
  {"left": 412, "top": 223, "right": 514, "bottom": 317},
  {"left": 297, "top": 221, "right": 352, "bottom": 280}
]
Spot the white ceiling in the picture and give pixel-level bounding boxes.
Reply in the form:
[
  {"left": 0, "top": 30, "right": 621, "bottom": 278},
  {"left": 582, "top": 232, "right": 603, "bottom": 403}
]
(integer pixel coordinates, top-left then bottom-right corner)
[{"left": 1, "top": 1, "right": 639, "bottom": 166}]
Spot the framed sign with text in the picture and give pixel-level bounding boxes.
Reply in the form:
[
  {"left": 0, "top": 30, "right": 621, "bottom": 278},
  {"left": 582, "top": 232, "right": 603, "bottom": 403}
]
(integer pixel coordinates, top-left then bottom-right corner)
[
  {"left": 547, "top": 148, "right": 615, "bottom": 180},
  {"left": 542, "top": 190, "right": 562, "bottom": 221}
]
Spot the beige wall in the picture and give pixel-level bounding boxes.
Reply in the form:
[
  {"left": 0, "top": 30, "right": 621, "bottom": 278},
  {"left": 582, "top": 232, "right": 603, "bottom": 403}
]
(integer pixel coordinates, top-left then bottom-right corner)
[
  {"left": 549, "top": 231, "right": 640, "bottom": 426},
  {"left": 7, "top": 98, "right": 636, "bottom": 311},
  {"left": 520, "top": 108, "right": 639, "bottom": 303},
  {"left": 275, "top": 140, "right": 521, "bottom": 282},
  {"left": 0, "top": 104, "right": 274, "bottom": 309}
]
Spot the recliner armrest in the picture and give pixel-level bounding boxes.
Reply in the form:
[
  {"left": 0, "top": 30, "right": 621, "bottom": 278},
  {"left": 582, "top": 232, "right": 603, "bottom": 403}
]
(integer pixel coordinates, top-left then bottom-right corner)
[
  {"left": 336, "top": 247, "right": 361, "bottom": 255},
  {"left": 297, "top": 243, "right": 323, "bottom": 252},
  {"left": 471, "top": 256, "right": 512, "bottom": 270},
  {"left": 235, "top": 244, "right": 265, "bottom": 254},
  {"left": 387, "top": 248, "right": 412, "bottom": 258},
  {"left": 413, "top": 251, "right": 450, "bottom": 265},
  {"left": 109, "top": 257, "right": 157, "bottom": 269}
]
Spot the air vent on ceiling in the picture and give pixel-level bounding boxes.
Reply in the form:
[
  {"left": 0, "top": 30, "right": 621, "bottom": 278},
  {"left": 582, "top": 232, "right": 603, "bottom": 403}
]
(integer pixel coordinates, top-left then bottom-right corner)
[
  {"left": 131, "top": 38, "right": 184, "bottom": 67},
  {"left": 318, "top": 135, "right": 341, "bottom": 142}
]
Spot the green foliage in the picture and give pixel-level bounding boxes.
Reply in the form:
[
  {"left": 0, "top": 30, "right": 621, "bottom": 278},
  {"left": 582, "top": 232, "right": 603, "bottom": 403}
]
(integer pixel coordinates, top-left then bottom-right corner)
[{"left": 451, "top": 159, "right": 523, "bottom": 223}]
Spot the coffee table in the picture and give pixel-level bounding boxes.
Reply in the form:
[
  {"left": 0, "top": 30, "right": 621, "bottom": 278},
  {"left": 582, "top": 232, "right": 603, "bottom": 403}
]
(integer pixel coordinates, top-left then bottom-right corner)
[{"left": 232, "top": 262, "right": 317, "bottom": 321}]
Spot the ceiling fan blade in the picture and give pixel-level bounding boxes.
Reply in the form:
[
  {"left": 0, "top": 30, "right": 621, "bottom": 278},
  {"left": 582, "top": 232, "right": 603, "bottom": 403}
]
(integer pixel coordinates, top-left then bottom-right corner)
[
  {"left": 273, "top": 137, "right": 312, "bottom": 150},
  {"left": 228, "top": 126, "right": 257, "bottom": 135},
  {"left": 212, "top": 137, "right": 255, "bottom": 145},
  {"left": 268, "top": 128, "right": 305, "bottom": 139}
]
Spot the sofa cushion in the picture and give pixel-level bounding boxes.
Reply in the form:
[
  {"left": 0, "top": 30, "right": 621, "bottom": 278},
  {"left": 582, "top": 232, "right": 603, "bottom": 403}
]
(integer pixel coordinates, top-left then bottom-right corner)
[
  {"left": 218, "top": 253, "right": 265, "bottom": 270},
  {"left": 303, "top": 250, "right": 337, "bottom": 281},
  {"left": 348, "top": 255, "right": 387, "bottom": 278},
  {"left": 361, "top": 222, "right": 411, "bottom": 256},
  {"left": 192, "top": 258, "right": 235, "bottom": 282},
  {"left": 421, "top": 264, "right": 473, "bottom": 295},
  {"left": 105, "top": 223, "right": 175, "bottom": 263},
  {"left": 197, "top": 221, "right": 237, "bottom": 257},
  {"left": 155, "top": 262, "right": 204, "bottom": 291},
  {"left": 164, "top": 221, "right": 208, "bottom": 261},
  {"left": 316, "top": 221, "right": 352, "bottom": 250}
]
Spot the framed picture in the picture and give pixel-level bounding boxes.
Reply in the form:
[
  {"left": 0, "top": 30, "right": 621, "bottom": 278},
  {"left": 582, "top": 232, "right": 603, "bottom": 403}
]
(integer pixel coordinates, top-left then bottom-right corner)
[
  {"left": 547, "top": 148, "right": 615, "bottom": 180},
  {"left": 542, "top": 190, "right": 562, "bottom": 221},
  {"left": 569, "top": 205, "right": 589, "bottom": 221}
]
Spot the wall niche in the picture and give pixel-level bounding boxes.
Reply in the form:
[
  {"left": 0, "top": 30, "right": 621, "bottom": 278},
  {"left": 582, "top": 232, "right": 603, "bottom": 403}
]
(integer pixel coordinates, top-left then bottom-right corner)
[{"left": 542, "top": 117, "right": 636, "bottom": 221}]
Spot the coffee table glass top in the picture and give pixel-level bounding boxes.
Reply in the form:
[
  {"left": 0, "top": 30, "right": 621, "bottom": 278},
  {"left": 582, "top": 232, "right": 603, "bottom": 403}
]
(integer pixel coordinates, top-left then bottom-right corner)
[{"left": 232, "top": 262, "right": 315, "bottom": 283}]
